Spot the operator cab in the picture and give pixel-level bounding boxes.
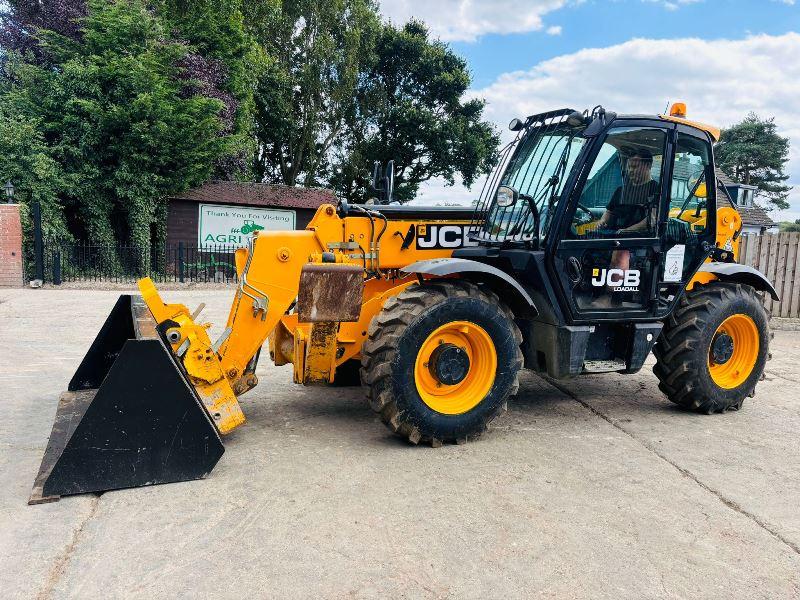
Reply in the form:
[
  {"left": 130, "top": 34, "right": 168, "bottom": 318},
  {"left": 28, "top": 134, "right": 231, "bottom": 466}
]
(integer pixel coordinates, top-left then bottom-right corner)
[{"left": 470, "top": 105, "right": 718, "bottom": 322}]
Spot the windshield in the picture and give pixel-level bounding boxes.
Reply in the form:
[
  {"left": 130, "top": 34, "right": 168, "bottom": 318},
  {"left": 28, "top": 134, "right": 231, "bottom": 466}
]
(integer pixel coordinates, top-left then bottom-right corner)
[{"left": 482, "top": 123, "right": 587, "bottom": 242}]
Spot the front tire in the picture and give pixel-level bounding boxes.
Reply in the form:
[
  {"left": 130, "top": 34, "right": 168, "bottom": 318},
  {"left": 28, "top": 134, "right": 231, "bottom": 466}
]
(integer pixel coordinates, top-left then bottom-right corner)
[
  {"left": 360, "top": 280, "right": 523, "bottom": 445},
  {"left": 654, "top": 282, "right": 770, "bottom": 413}
]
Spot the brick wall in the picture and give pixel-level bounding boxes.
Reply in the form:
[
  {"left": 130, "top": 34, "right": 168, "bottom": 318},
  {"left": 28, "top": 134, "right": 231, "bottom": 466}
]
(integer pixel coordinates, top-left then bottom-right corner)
[{"left": 0, "top": 204, "right": 24, "bottom": 287}]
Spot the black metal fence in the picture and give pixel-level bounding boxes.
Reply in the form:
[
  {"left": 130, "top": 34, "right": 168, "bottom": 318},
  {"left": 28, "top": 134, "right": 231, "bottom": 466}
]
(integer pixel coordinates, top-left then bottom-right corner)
[{"left": 38, "top": 240, "right": 240, "bottom": 284}]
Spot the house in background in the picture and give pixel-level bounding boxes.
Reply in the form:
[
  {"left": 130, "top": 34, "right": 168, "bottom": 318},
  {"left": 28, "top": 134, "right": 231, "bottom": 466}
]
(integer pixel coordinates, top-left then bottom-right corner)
[
  {"left": 716, "top": 169, "right": 777, "bottom": 236},
  {"left": 166, "top": 181, "right": 335, "bottom": 248}
]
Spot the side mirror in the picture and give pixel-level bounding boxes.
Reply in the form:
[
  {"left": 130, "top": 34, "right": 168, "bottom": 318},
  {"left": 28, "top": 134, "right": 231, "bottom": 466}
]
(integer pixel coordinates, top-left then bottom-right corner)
[
  {"left": 371, "top": 161, "right": 381, "bottom": 192},
  {"left": 496, "top": 185, "right": 518, "bottom": 207},
  {"left": 385, "top": 160, "right": 395, "bottom": 203}
]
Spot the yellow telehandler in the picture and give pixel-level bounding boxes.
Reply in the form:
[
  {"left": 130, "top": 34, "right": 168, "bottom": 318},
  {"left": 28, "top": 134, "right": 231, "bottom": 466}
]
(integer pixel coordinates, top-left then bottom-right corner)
[{"left": 30, "top": 104, "right": 777, "bottom": 503}]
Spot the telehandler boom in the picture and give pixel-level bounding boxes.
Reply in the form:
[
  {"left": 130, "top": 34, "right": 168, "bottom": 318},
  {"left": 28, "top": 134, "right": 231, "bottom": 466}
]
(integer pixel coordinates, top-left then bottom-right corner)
[{"left": 31, "top": 104, "right": 777, "bottom": 503}]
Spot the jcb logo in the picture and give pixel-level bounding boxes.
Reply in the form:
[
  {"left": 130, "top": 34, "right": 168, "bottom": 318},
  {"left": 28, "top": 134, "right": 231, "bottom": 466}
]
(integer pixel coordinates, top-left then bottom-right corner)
[
  {"left": 591, "top": 268, "right": 640, "bottom": 292},
  {"left": 416, "top": 224, "right": 479, "bottom": 250}
]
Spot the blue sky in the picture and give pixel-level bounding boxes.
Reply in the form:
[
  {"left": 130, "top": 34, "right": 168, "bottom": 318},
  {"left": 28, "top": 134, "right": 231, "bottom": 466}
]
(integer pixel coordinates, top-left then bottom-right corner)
[
  {"left": 380, "top": 1, "right": 800, "bottom": 219},
  {"left": 451, "top": 1, "right": 800, "bottom": 87}
]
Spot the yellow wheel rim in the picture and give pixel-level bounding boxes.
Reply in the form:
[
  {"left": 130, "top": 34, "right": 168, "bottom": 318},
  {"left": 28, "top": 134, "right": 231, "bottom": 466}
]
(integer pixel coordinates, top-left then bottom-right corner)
[
  {"left": 414, "top": 321, "right": 497, "bottom": 415},
  {"left": 708, "top": 314, "right": 759, "bottom": 390}
]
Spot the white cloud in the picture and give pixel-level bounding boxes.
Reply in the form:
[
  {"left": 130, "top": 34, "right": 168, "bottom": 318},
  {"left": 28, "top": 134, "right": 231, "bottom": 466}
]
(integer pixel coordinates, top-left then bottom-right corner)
[
  {"left": 380, "top": 1, "right": 705, "bottom": 42},
  {"left": 646, "top": 0, "right": 703, "bottom": 10},
  {"left": 417, "top": 33, "right": 800, "bottom": 217},
  {"left": 546, "top": 25, "right": 563, "bottom": 36},
  {"left": 379, "top": 0, "right": 568, "bottom": 42}
]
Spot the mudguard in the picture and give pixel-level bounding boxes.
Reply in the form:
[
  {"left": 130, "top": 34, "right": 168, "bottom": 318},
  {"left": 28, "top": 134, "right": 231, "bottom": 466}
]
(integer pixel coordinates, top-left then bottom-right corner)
[
  {"left": 402, "top": 258, "right": 537, "bottom": 316},
  {"left": 697, "top": 262, "right": 779, "bottom": 301}
]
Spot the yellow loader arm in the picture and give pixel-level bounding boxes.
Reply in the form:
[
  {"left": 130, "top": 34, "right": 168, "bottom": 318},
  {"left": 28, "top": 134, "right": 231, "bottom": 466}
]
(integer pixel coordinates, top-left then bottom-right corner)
[{"left": 138, "top": 203, "right": 471, "bottom": 434}]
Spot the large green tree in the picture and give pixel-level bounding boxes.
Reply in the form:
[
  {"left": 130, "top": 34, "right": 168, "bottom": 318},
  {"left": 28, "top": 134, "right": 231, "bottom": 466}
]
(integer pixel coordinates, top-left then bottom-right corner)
[
  {"left": 331, "top": 21, "right": 499, "bottom": 203},
  {"left": 0, "top": 108, "right": 69, "bottom": 240},
  {"left": 715, "top": 113, "right": 792, "bottom": 211},
  {"left": 249, "top": 0, "right": 379, "bottom": 187},
  {"left": 157, "top": 0, "right": 266, "bottom": 178},
  {"left": 3, "top": 0, "right": 235, "bottom": 248}
]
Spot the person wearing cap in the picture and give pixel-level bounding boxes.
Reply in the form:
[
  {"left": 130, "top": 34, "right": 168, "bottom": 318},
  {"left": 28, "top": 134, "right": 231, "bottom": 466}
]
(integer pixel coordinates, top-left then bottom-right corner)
[
  {"left": 593, "top": 148, "right": 661, "bottom": 306},
  {"left": 597, "top": 148, "right": 660, "bottom": 234}
]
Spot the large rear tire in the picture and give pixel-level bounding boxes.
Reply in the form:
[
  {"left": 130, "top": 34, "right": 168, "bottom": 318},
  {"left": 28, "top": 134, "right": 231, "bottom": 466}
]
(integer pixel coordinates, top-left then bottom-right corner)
[
  {"left": 653, "top": 282, "right": 770, "bottom": 414},
  {"left": 360, "top": 280, "right": 523, "bottom": 446}
]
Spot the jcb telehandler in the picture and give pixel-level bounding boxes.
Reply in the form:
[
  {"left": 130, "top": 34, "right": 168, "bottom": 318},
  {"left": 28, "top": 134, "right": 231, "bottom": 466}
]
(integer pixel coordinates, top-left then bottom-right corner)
[{"left": 31, "top": 104, "right": 777, "bottom": 503}]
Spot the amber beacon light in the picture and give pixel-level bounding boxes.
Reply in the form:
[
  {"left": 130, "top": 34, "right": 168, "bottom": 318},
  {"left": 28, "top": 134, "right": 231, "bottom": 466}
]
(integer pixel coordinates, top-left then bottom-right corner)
[{"left": 669, "top": 102, "right": 688, "bottom": 118}]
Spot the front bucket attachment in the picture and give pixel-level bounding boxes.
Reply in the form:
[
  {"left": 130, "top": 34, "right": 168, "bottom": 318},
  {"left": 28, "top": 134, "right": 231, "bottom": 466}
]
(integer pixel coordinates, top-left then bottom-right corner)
[{"left": 29, "top": 295, "right": 224, "bottom": 504}]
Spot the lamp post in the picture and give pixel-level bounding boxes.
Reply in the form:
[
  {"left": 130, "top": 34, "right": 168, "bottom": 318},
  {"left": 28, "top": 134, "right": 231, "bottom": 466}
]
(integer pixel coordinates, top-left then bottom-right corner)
[{"left": 4, "top": 180, "right": 14, "bottom": 203}]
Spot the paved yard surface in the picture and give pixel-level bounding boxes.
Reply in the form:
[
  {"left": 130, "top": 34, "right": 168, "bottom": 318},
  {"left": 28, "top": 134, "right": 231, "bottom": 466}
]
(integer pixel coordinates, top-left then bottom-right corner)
[{"left": 1, "top": 288, "right": 799, "bottom": 599}]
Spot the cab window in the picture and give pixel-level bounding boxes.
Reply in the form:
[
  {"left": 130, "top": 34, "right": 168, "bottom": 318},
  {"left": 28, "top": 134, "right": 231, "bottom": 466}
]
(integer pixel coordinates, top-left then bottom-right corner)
[
  {"left": 569, "top": 126, "right": 667, "bottom": 239},
  {"left": 667, "top": 133, "right": 713, "bottom": 240}
]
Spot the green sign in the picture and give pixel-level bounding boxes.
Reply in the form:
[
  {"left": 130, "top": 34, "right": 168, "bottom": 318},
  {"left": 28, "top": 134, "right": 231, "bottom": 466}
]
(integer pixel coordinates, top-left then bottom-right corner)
[{"left": 198, "top": 204, "right": 296, "bottom": 248}]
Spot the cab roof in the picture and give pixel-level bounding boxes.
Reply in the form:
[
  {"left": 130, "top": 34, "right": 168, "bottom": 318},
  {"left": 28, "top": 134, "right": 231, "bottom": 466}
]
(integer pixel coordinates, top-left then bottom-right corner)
[
  {"left": 657, "top": 114, "right": 721, "bottom": 142},
  {"left": 613, "top": 113, "right": 720, "bottom": 142}
]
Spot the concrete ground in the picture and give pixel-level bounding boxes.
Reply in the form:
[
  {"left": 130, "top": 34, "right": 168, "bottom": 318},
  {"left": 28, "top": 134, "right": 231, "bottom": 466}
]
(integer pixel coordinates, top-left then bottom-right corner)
[{"left": 1, "top": 288, "right": 799, "bottom": 599}]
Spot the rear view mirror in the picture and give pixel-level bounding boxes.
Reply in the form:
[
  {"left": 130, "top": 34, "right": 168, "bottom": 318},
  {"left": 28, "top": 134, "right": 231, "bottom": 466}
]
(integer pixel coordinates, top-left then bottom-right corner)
[
  {"left": 372, "top": 161, "right": 381, "bottom": 191},
  {"left": 385, "top": 160, "right": 395, "bottom": 203},
  {"left": 496, "top": 185, "right": 518, "bottom": 207}
]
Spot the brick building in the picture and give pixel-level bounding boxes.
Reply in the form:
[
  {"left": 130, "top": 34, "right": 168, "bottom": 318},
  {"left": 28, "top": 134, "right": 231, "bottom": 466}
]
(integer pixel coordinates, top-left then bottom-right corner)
[{"left": 166, "top": 182, "right": 336, "bottom": 248}]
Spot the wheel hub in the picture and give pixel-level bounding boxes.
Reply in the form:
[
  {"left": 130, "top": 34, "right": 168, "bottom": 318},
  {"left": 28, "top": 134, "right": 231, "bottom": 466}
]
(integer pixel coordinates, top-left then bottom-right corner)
[
  {"left": 428, "top": 343, "right": 470, "bottom": 386},
  {"left": 710, "top": 332, "right": 735, "bottom": 365},
  {"left": 414, "top": 321, "right": 497, "bottom": 415}
]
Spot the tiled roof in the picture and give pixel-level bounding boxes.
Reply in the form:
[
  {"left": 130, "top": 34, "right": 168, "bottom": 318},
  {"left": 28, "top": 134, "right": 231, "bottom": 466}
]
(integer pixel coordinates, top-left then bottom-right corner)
[
  {"left": 170, "top": 181, "right": 336, "bottom": 210},
  {"left": 736, "top": 204, "right": 777, "bottom": 228},
  {"left": 714, "top": 168, "right": 776, "bottom": 229},
  {"left": 716, "top": 168, "right": 737, "bottom": 188}
]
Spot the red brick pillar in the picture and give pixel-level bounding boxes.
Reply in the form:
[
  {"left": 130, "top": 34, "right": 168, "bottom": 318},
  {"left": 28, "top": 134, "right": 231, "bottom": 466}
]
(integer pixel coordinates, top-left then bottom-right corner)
[{"left": 0, "top": 204, "right": 24, "bottom": 287}]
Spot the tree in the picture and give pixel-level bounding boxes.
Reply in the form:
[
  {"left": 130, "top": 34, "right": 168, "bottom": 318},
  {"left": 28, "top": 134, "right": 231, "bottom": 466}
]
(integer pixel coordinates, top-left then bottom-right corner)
[
  {"left": 331, "top": 20, "right": 499, "bottom": 203},
  {"left": 779, "top": 221, "right": 800, "bottom": 233},
  {"left": 3, "top": 0, "right": 261, "bottom": 180},
  {"left": 157, "top": 0, "right": 266, "bottom": 178},
  {"left": 250, "top": 0, "right": 380, "bottom": 187},
  {"left": 0, "top": 108, "right": 70, "bottom": 241},
  {"left": 715, "top": 113, "right": 792, "bottom": 211},
  {"left": 2, "top": 0, "right": 232, "bottom": 253}
]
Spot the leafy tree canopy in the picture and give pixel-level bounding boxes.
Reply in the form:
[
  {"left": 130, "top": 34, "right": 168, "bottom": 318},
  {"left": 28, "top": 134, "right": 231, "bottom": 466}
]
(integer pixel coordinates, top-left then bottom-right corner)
[
  {"left": 0, "top": 0, "right": 500, "bottom": 252},
  {"left": 250, "top": 0, "right": 380, "bottom": 187},
  {"left": 715, "top": 113, "right": 792, "bottom": 211},
  {"left": 779, "top": 221, "right": 800, "bottom": 233},
  {"left": 0, "top": 107, "right": 69, "bottom": 241},
  {"left": 3, "top": 0, "right": 233, "bottom": 248},
  {"left": 332, "top": 20, "right": 499, "bottom": 203},
  {"left": 250, "top": 8, "right": 498, "bottom": 203}
]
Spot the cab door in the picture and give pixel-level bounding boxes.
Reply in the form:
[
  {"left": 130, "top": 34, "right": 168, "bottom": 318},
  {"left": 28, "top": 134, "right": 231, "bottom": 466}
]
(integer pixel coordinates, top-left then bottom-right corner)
[
  {"left": 550, "top": 122, "right": 672, "bottom": 321},
  {"left": 653, "top": 126, "right": 718, "bottom": 318}
]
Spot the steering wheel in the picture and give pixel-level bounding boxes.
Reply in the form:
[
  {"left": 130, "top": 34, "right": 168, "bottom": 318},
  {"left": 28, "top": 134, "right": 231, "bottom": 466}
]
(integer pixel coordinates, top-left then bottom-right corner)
[{"left": 574, "top": 202, "right": 594, "bottom": 224}]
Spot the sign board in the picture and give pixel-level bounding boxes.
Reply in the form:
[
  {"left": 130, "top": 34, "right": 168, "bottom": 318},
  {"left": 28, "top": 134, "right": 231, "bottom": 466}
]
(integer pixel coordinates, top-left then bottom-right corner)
[
  {"left": 663, "top": 244, "right": 686, "bottom": 283},
  {"left": 198, "top": 204, "right": 296, "bottom": 248}
]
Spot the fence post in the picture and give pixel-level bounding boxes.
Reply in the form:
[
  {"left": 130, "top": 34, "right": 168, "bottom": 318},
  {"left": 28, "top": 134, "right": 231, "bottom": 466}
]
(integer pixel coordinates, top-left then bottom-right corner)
[
  {"left": 32, "top": 201, "right": 44, "bottom": 282},
  {"left": 178, "top": 241, "right": 185, "bottom": 283},
  {"left": 52, "top": 249, "right": 62, "bottom": 285}
]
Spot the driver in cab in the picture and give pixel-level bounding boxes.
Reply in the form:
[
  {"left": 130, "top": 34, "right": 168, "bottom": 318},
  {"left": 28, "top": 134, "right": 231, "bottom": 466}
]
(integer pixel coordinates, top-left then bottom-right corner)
[
  {"left": 597, "top": 148, "right": 660, "bottom": 235},
  {"left": 593, "top": 147, "right": 660, "bottom": 305}
]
